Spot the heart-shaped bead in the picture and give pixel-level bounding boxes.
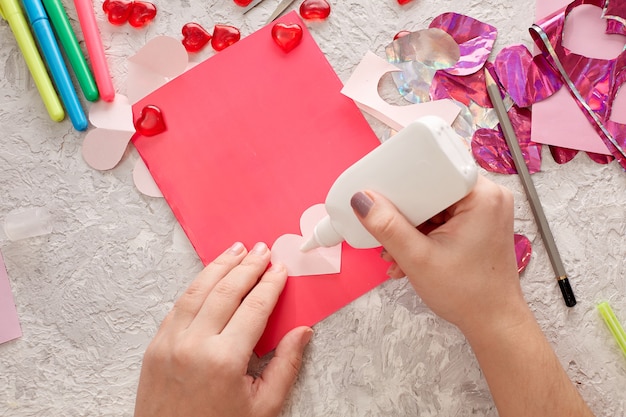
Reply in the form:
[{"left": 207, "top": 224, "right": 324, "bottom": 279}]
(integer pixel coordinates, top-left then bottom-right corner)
[
  {"left": 102, "top": 0, "right": 133, "bottom": 25},
  {"left": 299, "top": 0, "right": 331, "bottom": 20},
  {"left": 211, "top": 24, "right": 241, "bottom": 51},
  {"left": 397, "top": 0, "right": 413, "bottom": 4},
  {"left": 134, "top": 105, "right": 166, "bottom": 136},
  {"left": 128, "top": 1, "right": 157, "bottom": 28},
  {"left": 271, "top": 23, "right": 303, "bottom": 53},
  {"left": 233, "top": 0, "right": 254, "bottom": 6},
  {"left": 182, "top": 23, "right": 212, "bottom": 53}
]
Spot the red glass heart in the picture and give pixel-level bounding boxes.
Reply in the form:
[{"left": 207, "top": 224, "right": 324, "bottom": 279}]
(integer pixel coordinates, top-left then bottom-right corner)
[
  {"left": 135, "top": 105, "right": 166, "bottom": 136},
  {"left": 102, "top": 0, "right": 132, "bottom": 26},
  {"left": 182, "top": 23, "right": 212, "bottom": 53},
  {"left": 233, "top": 0, "right": 254, "bottom": 6},
  {"left": 211, "top": 24, "right": 241, "bottom": 52},
  {"left": 128, "top": 1, "right": 157, "bottom": 28},
  {"left": 397, "top": 0, "right": 413, "bottom": 4},
  {"left": 393, "top": 30, "right": 411, "bottom": 40},
  {"left": 271, "top": 23, "right": 303, "bottom": 53},
  {"left": 299, "top": 0, "right": 331, "bottom": 20}
]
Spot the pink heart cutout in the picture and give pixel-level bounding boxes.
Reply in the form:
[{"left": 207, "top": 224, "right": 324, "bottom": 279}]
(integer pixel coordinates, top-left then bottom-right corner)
[
  {"left": 271, "top": 204, "right": 341, "bottom": 277},
  {"left": 562, "top": 4, "right": 626, "bottom": 60}
]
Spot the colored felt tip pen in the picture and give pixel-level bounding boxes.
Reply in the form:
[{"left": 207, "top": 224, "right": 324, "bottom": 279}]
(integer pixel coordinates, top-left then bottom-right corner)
[
  {"left": 42, "top": 0, "right": 99, "bottom": 101},
  {"left": 597, "top": 301, "right": 626, "bottom": 359},
  {"left": 73, "top": 0, "right": 115, "bottom": 102},
  {"left": 22, "top": 0, "right": 88, "bottom": 130},
  {"left": 0, "top": 0, "right": 64, "bottom": 121}
]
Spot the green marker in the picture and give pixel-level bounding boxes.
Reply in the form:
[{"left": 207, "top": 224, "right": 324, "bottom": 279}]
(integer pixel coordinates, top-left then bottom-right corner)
[
  {"left": 41, "top": 0, "right": 99, "bottom": 101},
  {"left": 597, "top": 301, "right": 626, "bottom": 359}
]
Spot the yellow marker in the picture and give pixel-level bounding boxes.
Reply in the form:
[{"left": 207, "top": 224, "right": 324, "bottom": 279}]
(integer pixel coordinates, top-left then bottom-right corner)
[
  {"left": 0, "top": 0, "right": 64, "bottom": 122},
  {"left": 598, "top": 301, "right": 626, "bottom": 359}
]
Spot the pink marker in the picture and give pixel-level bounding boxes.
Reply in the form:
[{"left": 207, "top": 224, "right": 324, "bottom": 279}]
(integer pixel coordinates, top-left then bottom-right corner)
[{"left": 73, "top": 0, "right": 115, "bottom": 101}]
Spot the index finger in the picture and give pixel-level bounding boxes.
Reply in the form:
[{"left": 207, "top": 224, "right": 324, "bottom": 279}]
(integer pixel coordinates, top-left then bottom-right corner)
[{"left": 220, "top": 262, "right": 288, "bottom": 352}]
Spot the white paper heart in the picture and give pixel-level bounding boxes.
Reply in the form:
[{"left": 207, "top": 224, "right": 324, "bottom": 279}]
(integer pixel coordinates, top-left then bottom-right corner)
[
  {"left": 82, "top": 129, "right": 133, "bottom": 170},
  {"left": 133, "top": 158, "right": 163, "bottom": 197},
  {"left": 271, "top": 204, "right": 341, "bottom": 277},
  {"left": 88, "top": 94, "right": 135, "bottom": 131}
]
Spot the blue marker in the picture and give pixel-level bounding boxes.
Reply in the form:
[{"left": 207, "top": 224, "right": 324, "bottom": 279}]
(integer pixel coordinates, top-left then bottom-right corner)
[{"left": 21, "top": 0, "right": 87, "bottom": 130}]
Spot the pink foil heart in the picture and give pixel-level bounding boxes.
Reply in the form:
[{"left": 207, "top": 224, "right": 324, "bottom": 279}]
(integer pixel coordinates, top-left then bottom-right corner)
[
  {"left": 472, "top": 106, "right": 542, "bottom": 174},
  {"left": 493, "top": 45, "right": 563, "bottom": 108},
  {"left": 429, "top": 13, "right": 497, "bottom": 76},
  {"left": 514, "top": 234, "right": 532, "bottom": 274},
  {"left": 134, "top": 105, "right": 166, "bottom": 136},
  {"left": 271, "top": 23, "right": 303, "bottom": 53}
]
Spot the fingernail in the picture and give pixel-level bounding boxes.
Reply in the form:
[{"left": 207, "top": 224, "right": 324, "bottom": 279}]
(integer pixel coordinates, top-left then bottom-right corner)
[
  {"left": 350, "top": 191, "right": 374, "bottom": 218},
  {"left": 227, "top": 241, "right": 245, "bottom": 255},
  {"left": 251, "top": 242, "right": 268, "bottom": 255},
  {"left": 301, "top": 328, "right": 314, "bottom": 348}
]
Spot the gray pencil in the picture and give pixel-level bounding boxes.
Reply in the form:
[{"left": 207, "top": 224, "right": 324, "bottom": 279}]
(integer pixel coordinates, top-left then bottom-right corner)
[{"left": 484, "top": 69, "right": 576, "bottom": 307}]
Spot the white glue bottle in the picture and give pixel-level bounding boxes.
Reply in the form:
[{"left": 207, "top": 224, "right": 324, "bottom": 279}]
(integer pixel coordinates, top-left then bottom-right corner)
[{"left": 300, "top": 116, "right": 478, "bottom": 252}]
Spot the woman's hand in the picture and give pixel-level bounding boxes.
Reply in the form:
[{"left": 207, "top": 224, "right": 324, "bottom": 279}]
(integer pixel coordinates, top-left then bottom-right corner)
[{"left": 134, "top": 242, "right": 313, "bottom": 417}]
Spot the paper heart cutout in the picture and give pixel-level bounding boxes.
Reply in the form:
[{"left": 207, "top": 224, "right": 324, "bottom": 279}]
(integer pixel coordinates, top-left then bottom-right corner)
[
  {"left": 182, "top": 23, "right": 212, "bottom": 53},
  {"left": 134, "top": 105, "right": 166, "bottom": 136},
  {"left": 271, "top": 204, "right": 341, "bottom": 277},
  {"left": 299, "top": 0, "right": 331, "bottom": 21},
  {"left": 102, "top": 0, "right": 133, "bottom": 25},
  {"left": 562, "top": 4, "right": 626, "bottom": 60},
  {"left": 89, "top": 94, "right": 135, "bottom": 131},
  {"left": 128, "top": 1, "right": 157, "bottom": 28},
  {"left": 83, "top": 129, "right": 133, "bottom": 170},
  {"left": 211, "top": 24, "right": 241, "bottom": 52},
  {"left": 133, "top": 158, "right": 163, "bottom": 197},
  {"left": 271, "top": 23, "right": 303, "bottom": 53}
]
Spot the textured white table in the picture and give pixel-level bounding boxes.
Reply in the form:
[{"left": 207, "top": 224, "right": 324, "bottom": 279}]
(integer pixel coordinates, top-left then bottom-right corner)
[{"left": 1, "top": 0, "right": 626, "bottom": 416}]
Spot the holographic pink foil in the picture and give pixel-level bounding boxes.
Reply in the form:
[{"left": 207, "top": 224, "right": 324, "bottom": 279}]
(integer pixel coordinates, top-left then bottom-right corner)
[
  {"left": 586, "top": 151, "right": 615, "bottom": 164},
  {"left": 429, "top": 13, "right": 497, "bottom": 76},
  {"left": 493, "top": 45, "right": 563, "bottom": 108},
  {"left": 472, "top": 106, "right": 542, "bottom": 175},
  {"left": 531, "top": 0, "right": 626, "bottom": 169},
  {"left": 604, "top": 0, "right": 626, "bottom": 35},
  {"left": 514, "top": 234, "right": 532, "bottom": 274},
  {"left": 430, "top": 65, "right": 491, "bottom": 108},
  {"left": 549, "top": 146, "right": 579, "bottom": 164}
]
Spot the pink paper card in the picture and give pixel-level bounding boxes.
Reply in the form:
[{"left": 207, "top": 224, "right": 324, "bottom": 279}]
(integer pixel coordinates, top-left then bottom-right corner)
[
  {"left": 132, "top": 12, "right": 389, "bottom": 355},
  {"left": 0, "top": 250, "right": 22, "bottom": 345}
]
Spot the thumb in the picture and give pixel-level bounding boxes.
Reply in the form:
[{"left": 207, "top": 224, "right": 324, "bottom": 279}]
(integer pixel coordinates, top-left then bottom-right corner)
[
  {"left": 256, "top": 326, "right": 313, "bottom": 413},
  {"left": 351, "top": 190, "right": 431, "bottom": 269}
]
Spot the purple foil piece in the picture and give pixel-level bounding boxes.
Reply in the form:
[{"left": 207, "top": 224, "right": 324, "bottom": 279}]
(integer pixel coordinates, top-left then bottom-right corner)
[
  {"left": 472, "top": 106, "right": 542, "bottom": 175},
  {"left": 493, "top": 45, "right": 563, "bottom": 108},
  {"left": 531, "top": 0, "right": 626, "bottom": 169},
  {"left": 549, "top": 146, "right": 579, "bottom": 164},
  {"left": 429, "top": 13, "right": 497, "bottom": 76},
  {"left": 514, "top": 234, "right": 532, "bottom": 275}
]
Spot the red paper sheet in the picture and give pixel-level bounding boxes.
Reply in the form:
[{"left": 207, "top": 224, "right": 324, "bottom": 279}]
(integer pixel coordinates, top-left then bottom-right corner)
[{"left": 132, "top": 12, "right": 388, "bottom": 355}]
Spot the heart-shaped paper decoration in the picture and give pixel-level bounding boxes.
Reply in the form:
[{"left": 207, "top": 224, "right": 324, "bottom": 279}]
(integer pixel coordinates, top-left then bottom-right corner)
[
  {"left": 134, "top": 105, "right": 166, "bottom": 136},
  {"left": 182, "top": 23, "right": 212, "bottom": 53},
  {"left": 562, "top": 4, "right": 626, "bottom": 60},
  {"left": 299, "top": 0, "right": 331, "bottom": 21},
  {"left": 271, "top": 204, "right": 341, "bottom": 277},
  {"left": 102, "top": 0, "right": 133, "bottom": 25},
  {"left": 128, "top": 1, "right": 157, "bottom": 28},
  {"left": 211, "top": 24, "right": 241, "bottom": 52},
  {"left": 271, "top": 23, "right": 303, "bottom": 53}
]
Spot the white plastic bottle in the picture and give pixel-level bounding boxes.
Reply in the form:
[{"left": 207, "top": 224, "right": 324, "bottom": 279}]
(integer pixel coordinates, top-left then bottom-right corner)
[{"left": 300, "top": 116, "right": 478, "bottom": 252}]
